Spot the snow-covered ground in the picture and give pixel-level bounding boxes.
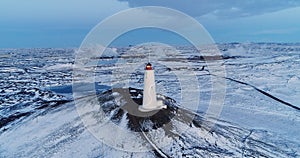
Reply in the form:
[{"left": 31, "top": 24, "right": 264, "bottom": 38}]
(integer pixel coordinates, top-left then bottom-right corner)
[{"left": 0, "top": 43, "right": 299, "bottom": 157}]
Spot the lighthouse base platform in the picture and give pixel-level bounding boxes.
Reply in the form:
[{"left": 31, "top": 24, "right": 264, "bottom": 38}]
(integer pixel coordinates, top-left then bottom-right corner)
[
  {"left": 138, "top": 100, "right": 167, "bottom": 112},
  {"left": 96, "top": 87, "right": 179, "bottom": 131}
]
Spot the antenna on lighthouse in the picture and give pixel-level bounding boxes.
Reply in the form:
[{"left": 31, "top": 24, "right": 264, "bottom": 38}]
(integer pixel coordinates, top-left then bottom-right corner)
[{"left": 138, "top": 63, "right": 167, "bottom": 112}]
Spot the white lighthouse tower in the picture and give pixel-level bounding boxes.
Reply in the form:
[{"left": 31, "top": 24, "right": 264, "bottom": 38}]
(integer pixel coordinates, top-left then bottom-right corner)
[{"left": 139, "top": 63, "right": 167, "bottom": 112}]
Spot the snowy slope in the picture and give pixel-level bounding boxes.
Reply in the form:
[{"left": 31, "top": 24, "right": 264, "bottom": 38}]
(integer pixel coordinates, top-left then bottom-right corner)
[
  {"left": 0, "top": 88, "right": 297, "bottom": 157},
  {"left": 0, "top": 43, "right": 299, "bottom": 157}
]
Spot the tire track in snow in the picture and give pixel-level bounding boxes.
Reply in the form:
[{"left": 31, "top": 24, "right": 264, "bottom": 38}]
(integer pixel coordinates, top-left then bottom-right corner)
[
  {"left": 223, "top": 76, "right": 300, "bottom": 111},
  {"left": 201, "top": 71, "right": 300, "bottom": 111},
  {"left": 140, "top": 130, "right": 170, "bottom": 158}
]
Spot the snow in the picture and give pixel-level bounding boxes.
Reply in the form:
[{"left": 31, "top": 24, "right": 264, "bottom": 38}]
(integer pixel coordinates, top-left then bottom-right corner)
[
  {"left": 45, "top": 63, "right": 73, "bottom": 71},
  {"left": 0, "top": 43, "right": 300, "bottom": 157}
]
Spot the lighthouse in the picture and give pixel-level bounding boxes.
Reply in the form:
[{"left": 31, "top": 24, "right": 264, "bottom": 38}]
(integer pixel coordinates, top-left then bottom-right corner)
[{"left": 139, "top": 63, "right": 167, "bottom": 112}]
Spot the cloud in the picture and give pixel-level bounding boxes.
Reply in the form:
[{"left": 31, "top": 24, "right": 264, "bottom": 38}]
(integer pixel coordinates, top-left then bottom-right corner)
[
  {"left": 118, "top": 0, "right": 300, "bottom": 18},
  {"left": 0, "top": 0, "right": 129, "bottom": 25}
]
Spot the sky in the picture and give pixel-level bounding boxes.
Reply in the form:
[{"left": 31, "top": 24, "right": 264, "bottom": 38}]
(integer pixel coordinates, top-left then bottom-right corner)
[{"left": 0, "top": 0, "right": 300, "bottom": 48}]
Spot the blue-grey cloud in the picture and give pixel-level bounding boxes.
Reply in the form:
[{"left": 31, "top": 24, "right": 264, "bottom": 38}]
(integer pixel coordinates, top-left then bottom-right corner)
[
  {"left": 0, "top": 0, "right": 129, "bottom": 25},
  {"left": 119, "top": 0, "right": 300, "bottom": 18}
]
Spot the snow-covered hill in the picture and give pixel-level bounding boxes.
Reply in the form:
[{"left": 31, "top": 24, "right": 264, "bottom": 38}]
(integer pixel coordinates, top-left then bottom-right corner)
[{"left": 0, "top": 43, "right": 299, "bottom": 157}]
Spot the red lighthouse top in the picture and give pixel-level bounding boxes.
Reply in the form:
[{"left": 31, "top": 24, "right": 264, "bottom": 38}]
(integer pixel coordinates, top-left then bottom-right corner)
[{"left": 145, "top": 63, "right": 152, "bottom": 70}]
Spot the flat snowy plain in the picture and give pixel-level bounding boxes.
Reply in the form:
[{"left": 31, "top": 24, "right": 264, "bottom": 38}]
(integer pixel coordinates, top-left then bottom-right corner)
[{"left": 0, "top": 43, "right": 299, "bottom": 157}]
